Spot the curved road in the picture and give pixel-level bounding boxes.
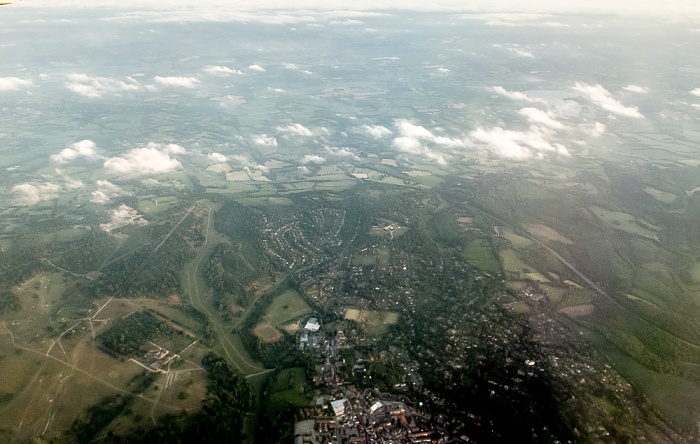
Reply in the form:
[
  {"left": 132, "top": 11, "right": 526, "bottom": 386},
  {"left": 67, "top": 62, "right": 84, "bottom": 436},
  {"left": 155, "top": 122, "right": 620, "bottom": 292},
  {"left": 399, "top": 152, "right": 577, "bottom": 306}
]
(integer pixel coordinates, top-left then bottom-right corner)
[{"left": 184, "top": 202, "right": 266, "bottom": 375}]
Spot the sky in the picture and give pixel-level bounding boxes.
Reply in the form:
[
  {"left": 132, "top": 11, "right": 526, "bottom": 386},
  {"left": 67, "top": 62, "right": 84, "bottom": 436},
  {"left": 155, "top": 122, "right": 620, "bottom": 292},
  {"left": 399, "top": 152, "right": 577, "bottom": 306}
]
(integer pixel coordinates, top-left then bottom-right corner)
[{"left": 10, "top": 0, "right": 700, "bottom": 21}]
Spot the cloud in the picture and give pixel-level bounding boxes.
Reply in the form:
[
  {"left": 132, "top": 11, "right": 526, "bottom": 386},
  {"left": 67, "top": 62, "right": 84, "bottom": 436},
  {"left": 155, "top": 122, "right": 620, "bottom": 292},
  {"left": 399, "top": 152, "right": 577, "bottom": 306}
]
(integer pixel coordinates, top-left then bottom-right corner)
[
  {"left": 392, "top": 137, "right": 449, "bottom": 165},
  {"left": 90, "top": 180, "right": 127, "bottom": 204},
  {"left": 491, "top": 86, "right": 546, "bottom": 103},
  {"left": 0, "top": 77, "right": 33, "bottom": 91},
  {"left": 249, "top": 64, "right": 266, "bottom": 72},
  {"left": 224, "top": 154, "right": 269, "bottom": 172},
  {"left": 518, "top": 107, "right": 565, "bottom": 129},
  {"left": 623, "top": 84, "right": 649, "bottom": 94},
  {"left": 12, "top": 182, "right": 60, "bottom": 205},
  {"left": 64, "top": 176, "right": 85, "bottom": 190},
  {"left": 50, "top": 139, "right": 100, "bottom": 163},
  {"left": 276, "top": 123, "right": 314, "bottom": 136},
  {"left": 389, "top": 120, "right": 466, "bottom": 165},
  {"left": 508, "top": 47, "right": 535, "bottom": 58},
  {"left": 325, "top": 146, "right": 361, "bottom": 162},
  {"left": 587, "top": 122, "right": 606, "bottom": 137},
  {"left": 461, "top": 13, "right": 568, "bottom": 27},
  {"left": 362, "top": 124, "right": 392, "bottom": 138},
  {"left": 208, "top": 152, "right": 228, "bottom": 162},
  {"left": 104, "top": 143, "right": 184, "bottom": 176},
  {"left": 469, "top": 126, "right": 569, "bottom": 160},
  {"left": 574, "top": 82, "right": 644, "bottom": 118},
  {"left": 396, "top": 120, "right": 465, "bottom": 147},
  {"left": 16, "top": 0, "right": 700, "bottom": 23},
  {"left": 153, "top": 76, "right": 200, "bottom": 88},
  {"left": 252, "top": 134, "right": 278, "bottom": 146},
  {"left": 691, "top": 88, "right": 700, "bottom": 97},
  {"left": 65, "top": 73, "right": 140, "bottom": 97},
  {"left": 100, "top": 204, "right": 148, "bottom": 233},
  {"left": 301, "top": 154, "right": 326, "bottom": 164},
  {"left": 203, "top": 65, "right": 244, "bottom": 75}
]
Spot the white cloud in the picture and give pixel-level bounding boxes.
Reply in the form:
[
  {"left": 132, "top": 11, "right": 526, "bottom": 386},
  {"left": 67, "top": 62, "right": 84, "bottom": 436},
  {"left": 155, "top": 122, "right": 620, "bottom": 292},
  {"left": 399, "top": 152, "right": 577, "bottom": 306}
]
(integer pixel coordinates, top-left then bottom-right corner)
[
  {"left": 301, "top": 154, "right": 326, "bottom": 164},
  {"left": 249, "top": 64, "right": 266, "bottom": 72},
  {"left": 16, "top": 0, "right": 700, "bottom": 23},
  {"left": 252, "top": 134, "right": 278, "bottom": 146},
  {"left": 90, "top": 180, "right": 126, "bottom": 204},
  {"left": 54, "top": 168, "right": 86, "bottom": 189},
  {"left": 574, "top": 82, "right": 644, "bottom": 118},
  {"left": 63, "top": 176, "right": 85, "bottom": 190},
  {"left": 691, "top": 88, "right": 700, "bottom": 97},
  {"left": 104, "top": 142, "right": 184, "bottom": 176},
  {"left": 396, "top": 120, "right": 434, "bottom": 139},
  {"left": 224, "top": 154, "right": 269, "bottom": 172},
  {"left": 65, "top": 74, "right": 140, "bottom": 97},
  {"left": 623, "top": 84, "right": 649, "bottom": 94},
  {"left": 153, "top": 76, "right": 200, "bottom": 88},
  {"left": 325, "top": 146, "right": 361, "bottom": 162},
  {"left": 208, "top": 152, "right": 227, "bottom": 162},
  {"left": 470, "top": 126, "right": 569, "bottom": 160},
  {"left": 518, "top": 107, "right": 565, "bottom": 129},
  {"left": 392, "top": 137, "right": 449, "bottom": 165},
  {"left": 51, "top": 139, "right": 100, "bottom": 163},
  {"left": 203, "top": 65, "right": 244, "bottom": 75},
  {"left": 587, "top": 121, "right": 606, "bottom": 137},
  {"left": 491, "top": 86, "right": 546, "bottom": 104},
  {"left": 508, "top": 47, "right": 535, "bottom": 58},
  {"left": 0, "top": 77, "right": 33, "bottom": 91},
  {"left": 276, "top": 123, "right": 314, "bottom": 136},
  {"left": 362, "top": 124, "right": 392, "bottom": 138},
  {"left": 100, "top": 204, "right": 148, "bottom": 233},
  {"left": 692, "top": 104, "right": 700, "bottom": 110},
  {"left": 461, "top": 13, "right": 568, "bottom": 27},
  {"left": 389, "top": 119, "right": 465, "bottom": 165},
  {"left": 12, "top": 182, "right": 60, "bottom": 205}
]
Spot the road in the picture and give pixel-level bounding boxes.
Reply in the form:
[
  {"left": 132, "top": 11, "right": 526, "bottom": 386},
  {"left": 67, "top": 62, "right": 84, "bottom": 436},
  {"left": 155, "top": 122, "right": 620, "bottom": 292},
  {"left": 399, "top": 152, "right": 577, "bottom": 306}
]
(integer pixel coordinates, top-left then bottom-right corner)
[
  {"left": 463, "top": 202, "right": 700, "bottom": 352},
  {"left": 184, "top": 202, "right": 266, "bottom": 375}
]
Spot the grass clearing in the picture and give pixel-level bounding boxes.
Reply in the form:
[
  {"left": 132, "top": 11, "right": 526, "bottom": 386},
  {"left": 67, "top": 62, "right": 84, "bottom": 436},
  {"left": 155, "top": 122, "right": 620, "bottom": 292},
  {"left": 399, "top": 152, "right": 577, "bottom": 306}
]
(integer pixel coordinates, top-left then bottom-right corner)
[
  {"left": 643, "top": 187, "right": 676, "bottom": 204},
  {"left": 588, "top": 206, "right": 658, "bottom": 238},
  {"left": 502, "top": 228, "right": 534, "bottom": 248},
  {"left": 344, "top": 309, "right": 398, "bottom": 336},
  {"left": 138, "top": 195, "right": 179, "bottom": 216},
  {"left": 263, "top": 290, "right": 312, "bottom": 328},
  {"left": 268, "top": 368, "right": 310, "bottom": 407},
  {"left": 464, "top": 238, "right": 501, "bottom": 274}
]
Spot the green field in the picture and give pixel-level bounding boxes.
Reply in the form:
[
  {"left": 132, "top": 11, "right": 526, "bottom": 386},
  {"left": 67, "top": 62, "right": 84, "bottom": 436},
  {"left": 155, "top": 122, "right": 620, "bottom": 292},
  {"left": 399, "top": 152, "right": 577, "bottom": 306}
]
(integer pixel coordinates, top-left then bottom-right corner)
[
  {"left": 267, "top": 368, "right": 310, "bottom": 407},
  {"left": 588, "top": 206, "right": 658, "bottom": 238},
  {"left": 344, "top": 309, "right": 399, "bottom": 336},
  {"left": 263, "top": 290, "right": 312, "bottom": 327},
  {"left": 464, "top": 238, "right": 501, "bottom": 274}
]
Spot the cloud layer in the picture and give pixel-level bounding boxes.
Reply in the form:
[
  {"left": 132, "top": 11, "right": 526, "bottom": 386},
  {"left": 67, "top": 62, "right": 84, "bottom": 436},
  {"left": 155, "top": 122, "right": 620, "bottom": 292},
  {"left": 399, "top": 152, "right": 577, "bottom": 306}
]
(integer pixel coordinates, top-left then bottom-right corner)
[
  {"left": 153, "top": 76, "right": 200, "bottom": 88},
  {"left": 0, "top": 77, "right": 33, "bottom": 91},
  {"left": 51, "top": 140, "right": 100, "bottom": 163},
  {"left": 12, "top": 182, "right": 60, "bottom": 205},
  {"left": 104, "top": 143, "right": 184, "bottom": 176},
  {"left": 65, "top": 73, "right": 140, "bottom": 97},
  {"left": 574, "top": 82, "right": 644, "bottom": 118}
]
